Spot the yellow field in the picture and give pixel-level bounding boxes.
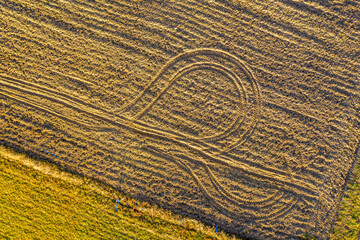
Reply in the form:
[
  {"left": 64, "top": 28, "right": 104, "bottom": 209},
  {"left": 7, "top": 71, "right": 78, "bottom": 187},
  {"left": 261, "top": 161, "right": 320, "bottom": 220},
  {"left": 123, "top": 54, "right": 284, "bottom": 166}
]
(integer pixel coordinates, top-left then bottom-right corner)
[
  {"left": 0, "top": 0, "right": 359, "bottom": 239},
  {"left": 0, "top": 145, "right": 241, "bottom": 240}
]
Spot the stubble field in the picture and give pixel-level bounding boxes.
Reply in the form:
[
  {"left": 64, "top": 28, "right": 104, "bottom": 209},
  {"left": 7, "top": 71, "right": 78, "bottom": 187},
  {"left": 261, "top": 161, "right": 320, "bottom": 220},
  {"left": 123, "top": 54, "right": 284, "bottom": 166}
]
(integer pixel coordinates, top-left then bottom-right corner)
[{"left": 0, "top": 0, "right": 359, "bottom": 239}]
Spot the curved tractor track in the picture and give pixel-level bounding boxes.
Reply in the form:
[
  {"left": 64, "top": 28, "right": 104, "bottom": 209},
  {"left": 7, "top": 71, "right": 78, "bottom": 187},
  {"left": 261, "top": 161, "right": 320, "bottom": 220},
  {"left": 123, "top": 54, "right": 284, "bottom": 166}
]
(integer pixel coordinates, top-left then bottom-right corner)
[{"left": 0, "top": 49, "right": 312, "bottom": 222}]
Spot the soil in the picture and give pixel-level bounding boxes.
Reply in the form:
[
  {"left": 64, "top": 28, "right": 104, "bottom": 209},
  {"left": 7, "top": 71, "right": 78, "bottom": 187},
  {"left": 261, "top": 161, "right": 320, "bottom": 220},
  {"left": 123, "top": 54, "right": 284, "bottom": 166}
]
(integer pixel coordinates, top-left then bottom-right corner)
[{"left": 0, "top": 0, "right": 359, "bottom": 239}]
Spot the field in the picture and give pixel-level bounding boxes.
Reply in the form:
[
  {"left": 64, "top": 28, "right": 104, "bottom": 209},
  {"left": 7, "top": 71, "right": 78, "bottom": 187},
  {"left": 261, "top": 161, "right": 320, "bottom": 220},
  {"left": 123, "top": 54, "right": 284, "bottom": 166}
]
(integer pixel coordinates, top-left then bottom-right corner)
[
  {"left": 0, "top": 0, "right": 359, "bottom": 239},
  {"left": 0, "top": 145, "right": 241, "bottom": 240},
  {"left": 1, "top": 145, "right": 360, "bottom": 240},
  {"left": 332, "top": 147, "right": 360, "bottom": 240}
]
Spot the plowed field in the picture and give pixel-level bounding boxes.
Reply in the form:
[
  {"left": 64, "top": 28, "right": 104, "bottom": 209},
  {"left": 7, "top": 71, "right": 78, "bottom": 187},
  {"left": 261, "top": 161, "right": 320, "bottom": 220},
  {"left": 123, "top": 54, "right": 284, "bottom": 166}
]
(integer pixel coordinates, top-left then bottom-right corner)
[{"left": 1, "top": 0, "right": 359, "bottom": 239}]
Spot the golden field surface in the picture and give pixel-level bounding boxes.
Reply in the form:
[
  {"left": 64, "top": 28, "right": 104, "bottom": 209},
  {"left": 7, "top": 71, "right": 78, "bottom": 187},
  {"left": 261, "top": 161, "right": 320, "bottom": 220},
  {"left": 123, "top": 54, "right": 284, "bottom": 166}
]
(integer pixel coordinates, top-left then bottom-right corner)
[{"left": 0, "top": 0, "right": 359, "bottom": 239}]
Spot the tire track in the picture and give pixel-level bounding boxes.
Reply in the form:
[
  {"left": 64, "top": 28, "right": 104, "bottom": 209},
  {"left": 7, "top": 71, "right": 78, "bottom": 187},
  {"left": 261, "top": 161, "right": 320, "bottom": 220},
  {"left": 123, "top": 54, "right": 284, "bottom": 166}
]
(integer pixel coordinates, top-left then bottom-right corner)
[
  {"left": 0, "top": 71, "right": 318, "bottom": 200},
  {"left": 0, "top": 90, "right": 104, "bottom": 132},
  {"left": 144, "top": 145, "right": 300, "bottom": 221},
  {"left": 0, "top": 73, "right": 318, "bottom": 196},
  {"left": 133, "top": 61, "right": 246, "bottom": 142},
  {"left": 120, "top": 48, "right": 260, "bottom": 151}
]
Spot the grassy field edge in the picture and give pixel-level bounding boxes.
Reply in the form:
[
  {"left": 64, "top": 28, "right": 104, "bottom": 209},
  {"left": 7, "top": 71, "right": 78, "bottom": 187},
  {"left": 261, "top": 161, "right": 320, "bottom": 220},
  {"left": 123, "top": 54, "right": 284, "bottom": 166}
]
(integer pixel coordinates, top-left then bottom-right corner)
[
  {"left": 0, "top": 144, "right": 241, "bottom": 240},
  {"left": 1, "top": 143, "right": 359, "bottom": 239}
]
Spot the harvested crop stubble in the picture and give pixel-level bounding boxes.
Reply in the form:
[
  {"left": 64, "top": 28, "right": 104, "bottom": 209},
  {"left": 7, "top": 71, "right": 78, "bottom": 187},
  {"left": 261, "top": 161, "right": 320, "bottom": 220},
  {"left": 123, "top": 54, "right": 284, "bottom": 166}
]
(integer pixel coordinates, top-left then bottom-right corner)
[{"left": 0, "top": 0, "right": 359, "bottom": 239}]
